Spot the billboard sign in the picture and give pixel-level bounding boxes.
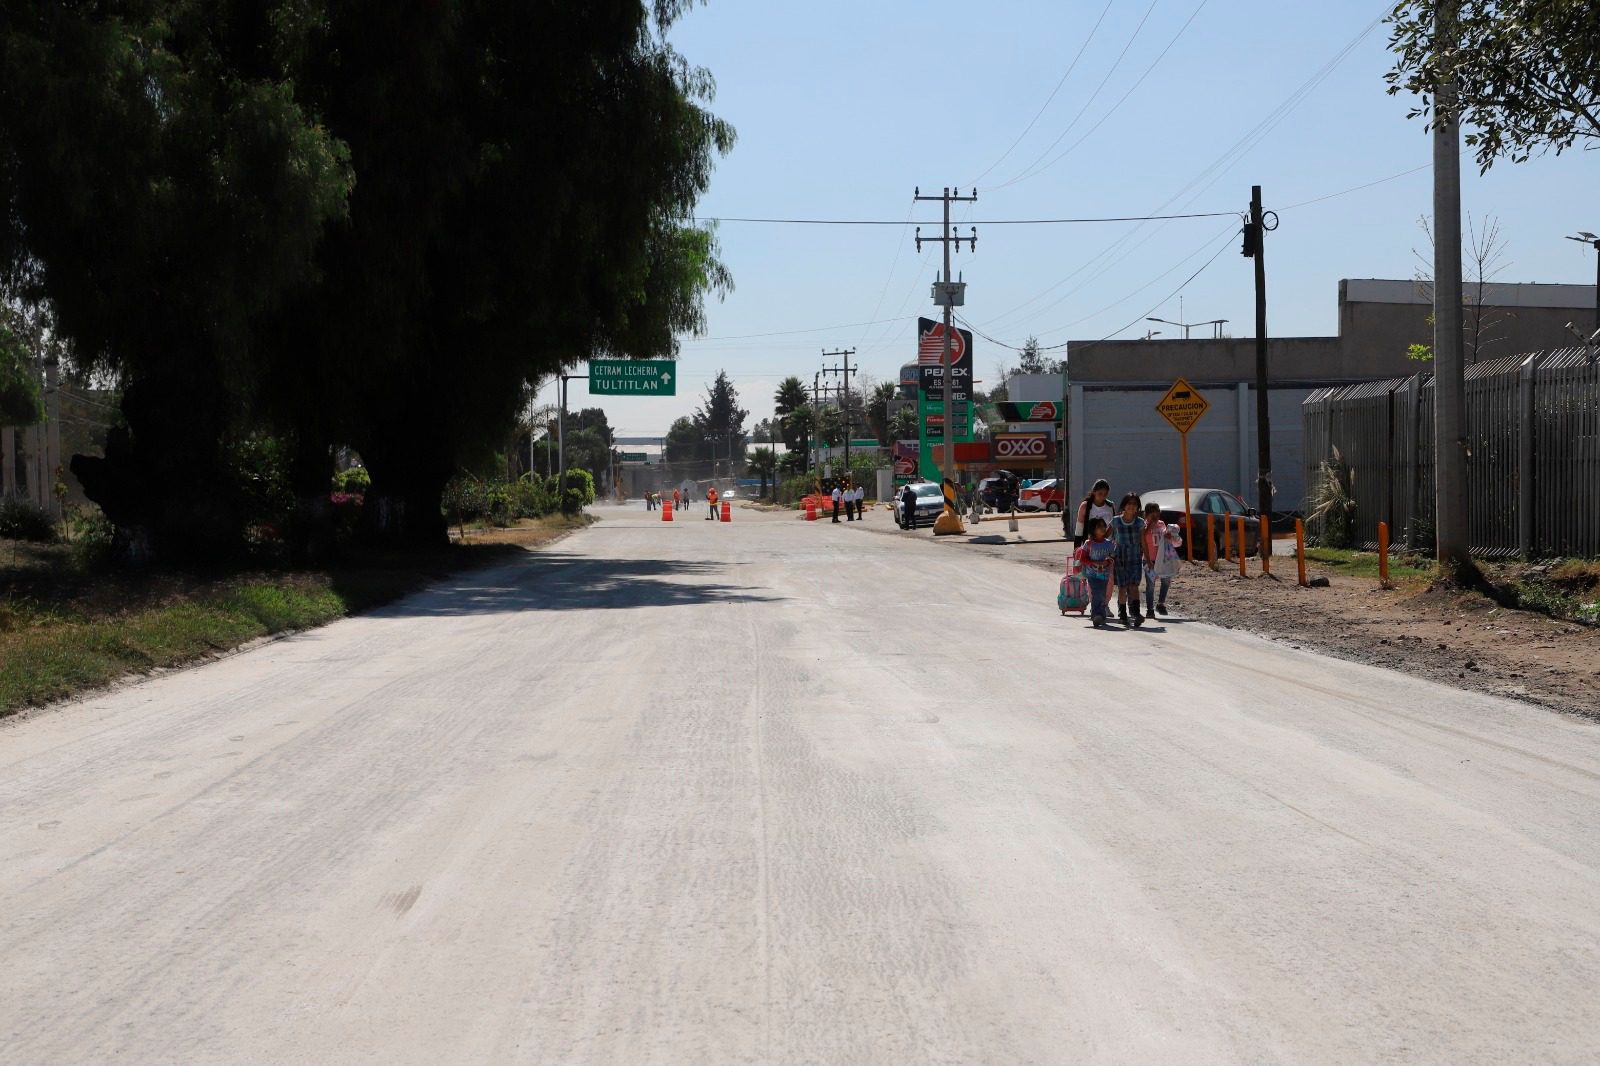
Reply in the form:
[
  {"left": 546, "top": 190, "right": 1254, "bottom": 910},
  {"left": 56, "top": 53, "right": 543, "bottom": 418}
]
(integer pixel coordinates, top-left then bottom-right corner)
[{"left": 992, "top": 433, "right": 1054, "bottom": 464}]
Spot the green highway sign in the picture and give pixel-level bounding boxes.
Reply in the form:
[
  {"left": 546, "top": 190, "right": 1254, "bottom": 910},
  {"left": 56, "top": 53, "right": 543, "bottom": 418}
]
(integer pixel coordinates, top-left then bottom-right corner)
[
  {"left": 588, "top": 359, "right": 676, "bottom": 395},
  {"left": 620, "top": 452, "right": 649, "bottom": 463}
]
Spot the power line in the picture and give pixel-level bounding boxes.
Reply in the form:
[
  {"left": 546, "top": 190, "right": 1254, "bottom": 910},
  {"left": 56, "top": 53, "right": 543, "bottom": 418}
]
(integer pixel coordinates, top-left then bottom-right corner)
[
  {"left": 1280, "top": 162, "right": 1433, "bottom": 210},
  {"left": 966, "top": 0, "right": 1117, "bottom": 186},
  {"left": 975, "top": 7, "right": 1387, "bottom": 331},
  {"left": 691, "top": 211, "right": 1235, "bottom": 226},
  {"left": 990, "top": 0, "right": 1165, "bottom": 190},
  {"left": 994, "top": 0, "right": 1213, "bottom": 190},
  {"left": 960, "top": 224, "right": 1240, "bottom": 353}
]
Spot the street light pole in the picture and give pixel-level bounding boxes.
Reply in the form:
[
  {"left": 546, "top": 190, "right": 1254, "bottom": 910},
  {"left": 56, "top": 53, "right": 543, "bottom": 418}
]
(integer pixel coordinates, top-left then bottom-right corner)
[{"left": 1565, "top": 232, "right": 1600, "bottom": 336}]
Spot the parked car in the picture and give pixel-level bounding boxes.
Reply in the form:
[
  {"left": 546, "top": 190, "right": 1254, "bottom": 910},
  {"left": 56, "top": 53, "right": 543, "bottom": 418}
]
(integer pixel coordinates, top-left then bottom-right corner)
[
  {"left": 1018, "top": 478, "right": 1063, "bottom": 512},
  {"left": 1140, "top": 488, "right": 1263, "bottom": 556},
  {"left": 894, "top": 482, "right": 947, "bottom": 528}
]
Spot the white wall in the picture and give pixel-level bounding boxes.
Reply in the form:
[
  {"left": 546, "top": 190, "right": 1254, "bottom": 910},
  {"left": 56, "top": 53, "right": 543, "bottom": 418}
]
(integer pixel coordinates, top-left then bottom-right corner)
[{"left": 1068, "top": 385, "right": 1313, "bottom": 513}]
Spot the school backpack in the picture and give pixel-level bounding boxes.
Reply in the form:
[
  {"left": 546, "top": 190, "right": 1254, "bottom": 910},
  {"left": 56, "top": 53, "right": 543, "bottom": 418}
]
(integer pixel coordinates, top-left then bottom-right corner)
[{"left": 1058, "top": 558, "right": 1090, "bottom": 615}]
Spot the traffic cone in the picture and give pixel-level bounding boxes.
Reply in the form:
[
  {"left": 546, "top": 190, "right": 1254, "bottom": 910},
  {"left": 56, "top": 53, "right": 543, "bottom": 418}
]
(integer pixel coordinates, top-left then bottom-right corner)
[
  {"left": 662, "top": 501, "right": 673, "bottom": 521},
  {"left": 720, "top": 500, "right": 731, "bottom": 523},
  {"left": 805, "top": 499, "right": 817, "bottom": 521}
]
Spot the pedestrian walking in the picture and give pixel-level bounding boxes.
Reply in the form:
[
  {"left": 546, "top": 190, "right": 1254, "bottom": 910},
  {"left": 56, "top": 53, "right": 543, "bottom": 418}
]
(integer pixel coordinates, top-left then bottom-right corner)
[
  {"left": 1141, "top": 502, "right": 1182, "bottom": 618},
  {"left": 1073, "top": 518, "right": 1116, "bottom": 627},
  {"left": 1071, "top": 478, "right": 1119, "bottom": 611},
  {"left": 1070, "top": 479, "right": 1115, "bottom": 547},
  {"left": 831, "top": 482, "right": 842, "bottom": 523},
  {"left": 1110, "top": 493, "right": 1145, "bottom": 626}
]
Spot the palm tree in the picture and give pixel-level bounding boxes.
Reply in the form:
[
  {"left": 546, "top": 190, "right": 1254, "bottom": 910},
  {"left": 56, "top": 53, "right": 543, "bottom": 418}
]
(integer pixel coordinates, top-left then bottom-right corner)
[
  {"left": 889, "top": 405, "right": 919, "bottom": 441},
  {"left": 748, "top": 446, "right": 777, "bottom": 501},
  {"left": 867, "top": 381, "right": 897, "bottom": 445},
  {"left": 773, "top": 375, "right": 811, "bottom": 461}
]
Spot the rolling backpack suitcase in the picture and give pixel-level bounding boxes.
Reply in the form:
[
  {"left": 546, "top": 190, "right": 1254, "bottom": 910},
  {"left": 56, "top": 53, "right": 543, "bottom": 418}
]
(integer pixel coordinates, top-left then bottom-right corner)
[{"left": 1058, "top": 558, "right": 1089, "bottom": 615}]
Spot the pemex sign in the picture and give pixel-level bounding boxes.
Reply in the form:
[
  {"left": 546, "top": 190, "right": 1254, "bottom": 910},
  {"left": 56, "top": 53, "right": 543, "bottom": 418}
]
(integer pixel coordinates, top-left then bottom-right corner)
[{"left": 588, "top": 359, "right": 676, "bottom": 396}]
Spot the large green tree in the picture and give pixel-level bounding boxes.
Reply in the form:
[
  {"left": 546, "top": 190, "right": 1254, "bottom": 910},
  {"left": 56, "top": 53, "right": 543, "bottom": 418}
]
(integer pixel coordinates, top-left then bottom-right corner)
[
  {"left": 0, "top": 0, "right": 352, "bottom": 560},
  {"left": 266, "top": 1, "right": 732, "bottom": 545},
  {"left": 1386, "top": 0, "right": 1600, "bottom": 171},
  {"left": 866, "top": 381, "right": 897, "bottom": 446},
  {"left": 693, "top": 370, "right": 748, "bottom": 455}
]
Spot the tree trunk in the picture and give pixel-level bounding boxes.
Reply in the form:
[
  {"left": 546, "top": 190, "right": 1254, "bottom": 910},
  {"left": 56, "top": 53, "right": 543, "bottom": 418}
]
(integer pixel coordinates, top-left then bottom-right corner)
[{"left": 357, "top": 430, "right": 451, "bottom": 548}]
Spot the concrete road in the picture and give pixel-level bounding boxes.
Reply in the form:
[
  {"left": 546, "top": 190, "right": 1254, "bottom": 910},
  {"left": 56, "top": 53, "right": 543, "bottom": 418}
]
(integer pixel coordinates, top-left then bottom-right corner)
[{"left": 3, "top": 504, "right": 1599, "bottom": 1064}]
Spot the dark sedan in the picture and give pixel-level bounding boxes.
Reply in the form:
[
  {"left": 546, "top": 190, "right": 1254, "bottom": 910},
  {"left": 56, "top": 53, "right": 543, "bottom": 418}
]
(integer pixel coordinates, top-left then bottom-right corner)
[{"left": 1140, "top": 488, "right": 1263, "bottom": 557}]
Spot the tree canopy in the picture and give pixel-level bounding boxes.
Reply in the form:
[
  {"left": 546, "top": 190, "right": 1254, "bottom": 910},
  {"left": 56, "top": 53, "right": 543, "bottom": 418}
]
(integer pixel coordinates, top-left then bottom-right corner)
[
  {"left": 1386, "top": 0, "right": 1600, "bottom": 171},
  {"left": 0, "top": 0, "right": 733, "bottom": 557}
]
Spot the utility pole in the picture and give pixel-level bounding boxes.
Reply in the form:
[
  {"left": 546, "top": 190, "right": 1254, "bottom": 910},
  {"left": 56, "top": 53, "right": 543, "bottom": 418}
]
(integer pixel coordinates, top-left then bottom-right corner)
[
  {"left": 914, "top": 186, "right": 977, "bottom": 532},
  {"left": 1243, "top": 185, "right": 1276, "bottom": 556},
  {"left": 811, "top": 371, "right": 823, "bottom": 473},
  {"left": 821, "top": 348, "right": 856, "bottom": 481},
  {"left": 1433, "top": 0, "right": 1470, "bottom": 574}
]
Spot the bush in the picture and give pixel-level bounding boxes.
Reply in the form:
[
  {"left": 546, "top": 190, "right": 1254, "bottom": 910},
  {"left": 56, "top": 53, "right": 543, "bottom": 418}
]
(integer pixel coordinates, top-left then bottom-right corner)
[
  {"left": 558, "top": 468, "right": 595, "bottom": 514},
  {"left": 332, "top": 466, "right": 371, "bottom": 495},
  {"left": 73, "top": 508, "right": 115, "bottom": 566},
  {"left": 0, "top": 497, "right": 59, "bottom": 542}
]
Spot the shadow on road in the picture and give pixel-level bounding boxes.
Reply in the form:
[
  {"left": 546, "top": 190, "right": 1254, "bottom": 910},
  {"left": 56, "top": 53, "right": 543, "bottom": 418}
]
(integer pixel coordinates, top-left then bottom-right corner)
[{"left": 376, "top": 552, "right": 783, "bottom": 616}]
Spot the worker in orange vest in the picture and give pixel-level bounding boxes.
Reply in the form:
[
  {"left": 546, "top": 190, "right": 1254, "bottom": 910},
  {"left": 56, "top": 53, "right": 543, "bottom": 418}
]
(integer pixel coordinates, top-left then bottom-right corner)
[
  {"left": 706, "top": 485, "right": 719, "bottom": 521},
  {"left": 672, "top": 488, "right": 681, "bottom": 511}
]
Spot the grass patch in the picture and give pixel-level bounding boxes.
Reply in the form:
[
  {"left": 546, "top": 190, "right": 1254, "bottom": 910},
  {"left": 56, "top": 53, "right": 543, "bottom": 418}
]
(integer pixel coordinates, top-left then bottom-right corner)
[
  {"left": 1496, "top": 558, "right": 1600, "bottom": 627},
  {"left": 1304, "top": 546, "right": 1436, "bottom": 583},
  {"left": 0, "top": 538, "right": 539, "bottom": 720}
]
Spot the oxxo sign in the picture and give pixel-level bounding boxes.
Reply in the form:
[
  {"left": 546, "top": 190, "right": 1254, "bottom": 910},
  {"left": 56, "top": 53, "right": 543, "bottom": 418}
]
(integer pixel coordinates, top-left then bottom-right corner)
[{"left": 993, "top": 433, "right": 1052, "bottom": 462}]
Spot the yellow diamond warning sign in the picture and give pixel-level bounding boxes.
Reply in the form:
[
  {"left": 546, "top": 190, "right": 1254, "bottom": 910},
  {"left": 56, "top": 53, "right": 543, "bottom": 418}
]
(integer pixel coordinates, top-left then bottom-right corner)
[{"left": 1156, "top": 377, "right": 1209, "bottom": 434}]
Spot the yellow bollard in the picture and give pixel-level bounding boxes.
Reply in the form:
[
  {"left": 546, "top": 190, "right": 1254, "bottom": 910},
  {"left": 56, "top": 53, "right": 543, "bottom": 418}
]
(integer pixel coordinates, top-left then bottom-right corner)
[
  {"left": 1237, "top": 516, "right": 1247, "bottom": 578},
  {"left": 1295, "top": 518, "right": 1308, "bottom": 587},
  {"left": 1207, "top": 513, "right": 1217, "bottom": 571},
  {"left": 1378, "top": 521, "right": 1391, "bottom": 589}
]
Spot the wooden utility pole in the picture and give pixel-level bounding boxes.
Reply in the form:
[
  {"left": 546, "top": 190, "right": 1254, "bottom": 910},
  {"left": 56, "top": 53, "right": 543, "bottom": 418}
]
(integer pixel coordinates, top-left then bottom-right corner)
[
  {"left": 914, "top": 186, "right": 977, "bottom": 533},
  {"left": 1244, "top": 185, "right": 1275, "bottom": 557},
  {"left": 821, "top": 348, "right": 856, "bottom": 478},
  {"left": 1433, "top": 0, "right": 1470, "bottom": 573}
]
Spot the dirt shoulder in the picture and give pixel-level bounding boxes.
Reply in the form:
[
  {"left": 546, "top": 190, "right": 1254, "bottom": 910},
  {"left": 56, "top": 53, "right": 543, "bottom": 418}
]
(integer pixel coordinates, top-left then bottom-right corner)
[{"left": 854, "top": 518, "right": 1600, "bottom": 719}]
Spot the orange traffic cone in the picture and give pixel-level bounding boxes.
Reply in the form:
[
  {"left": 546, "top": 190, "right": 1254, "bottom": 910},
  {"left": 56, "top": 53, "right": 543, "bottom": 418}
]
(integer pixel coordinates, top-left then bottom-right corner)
[
  {"left": 662, "top": 501, "right": 673, "bottom": 521},
  {"left": 720, "top": 500, "right": 731, "bottom": 523},
  {"left": 805, "top": 499, "right": 817, "bottom": 521}
]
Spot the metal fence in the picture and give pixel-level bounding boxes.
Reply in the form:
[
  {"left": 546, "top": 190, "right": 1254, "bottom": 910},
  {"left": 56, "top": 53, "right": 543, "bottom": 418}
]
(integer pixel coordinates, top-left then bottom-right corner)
[{"left": 1302, "top": 348, "right": 1600, "bottom": 558}]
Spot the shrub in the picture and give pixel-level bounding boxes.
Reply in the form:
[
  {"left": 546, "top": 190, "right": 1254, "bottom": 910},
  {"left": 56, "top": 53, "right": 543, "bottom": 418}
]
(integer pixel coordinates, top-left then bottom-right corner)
[
  {"left": 73, "top": 508, "right": 115, "bottom": 566},
  {"left": 559, "top": 468, "right": 595, "bottom": 514},
  {"left": 1307, "top": 448, "right": 1356, "bottom": 548},
  {"left": 0, "top": 497, "right": 59, "bottom": 542},
  {"left": 332, "top": 467, "right": 371, "bottom": 495}
]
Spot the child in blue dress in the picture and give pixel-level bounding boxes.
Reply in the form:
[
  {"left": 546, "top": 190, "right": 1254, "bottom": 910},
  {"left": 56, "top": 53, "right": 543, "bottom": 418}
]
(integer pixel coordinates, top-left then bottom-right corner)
[
  {"left": 1073, "top": 517, "right": 1117, "bottom": 627},
  {"left": 1109, "top": 493, "right": 1146, "bottom": 627}
]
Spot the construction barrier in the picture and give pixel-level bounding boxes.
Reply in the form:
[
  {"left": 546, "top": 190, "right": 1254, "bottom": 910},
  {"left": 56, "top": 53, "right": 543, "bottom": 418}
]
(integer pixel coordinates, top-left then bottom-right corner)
[
  {"left": 720, "top": 501, "right": 731, "bottom": 523},
  {"left": 805, "top": 499, "right": 818, "bottom": 521},
  {"left": 661, "top": 501, "right": 673, "bottom": 522}
]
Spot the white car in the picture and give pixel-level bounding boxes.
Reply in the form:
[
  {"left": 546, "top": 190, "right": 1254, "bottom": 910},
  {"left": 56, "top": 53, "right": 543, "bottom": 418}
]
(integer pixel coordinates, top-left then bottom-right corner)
[
  {"left": 893, "top": 482, "right": 947, "bottom": 528},
  {"left": 1017, "top": 477, "right": 1059, "bottom": 512}
]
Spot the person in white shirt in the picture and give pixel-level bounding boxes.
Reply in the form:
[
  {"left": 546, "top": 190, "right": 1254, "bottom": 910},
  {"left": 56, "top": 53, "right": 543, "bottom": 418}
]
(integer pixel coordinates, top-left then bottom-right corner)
[{"left": 831, "top": 484, "right": 843, "bottom": 523}]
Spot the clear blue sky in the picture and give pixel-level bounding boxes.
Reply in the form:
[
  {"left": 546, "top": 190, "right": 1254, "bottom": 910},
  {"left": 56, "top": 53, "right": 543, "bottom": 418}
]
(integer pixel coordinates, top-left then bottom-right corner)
[{"left": 537, "top": 0, "right": 1600, "bottom": 438}]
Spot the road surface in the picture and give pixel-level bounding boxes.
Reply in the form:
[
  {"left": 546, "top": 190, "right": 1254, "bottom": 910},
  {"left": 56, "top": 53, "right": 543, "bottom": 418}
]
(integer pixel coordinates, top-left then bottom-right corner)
[{"left": 3, "top": 503, "right": 1598, "bottom": 1064}]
